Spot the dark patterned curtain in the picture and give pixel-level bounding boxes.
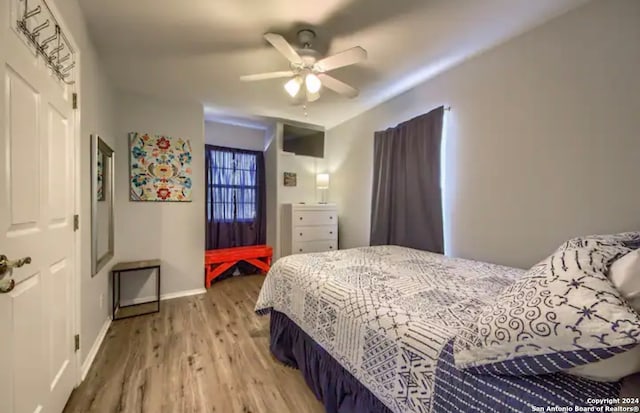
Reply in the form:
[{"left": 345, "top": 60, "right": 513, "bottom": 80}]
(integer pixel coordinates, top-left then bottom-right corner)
[{"left": 205, "top": 145, "right": 266, "bottom": 249}]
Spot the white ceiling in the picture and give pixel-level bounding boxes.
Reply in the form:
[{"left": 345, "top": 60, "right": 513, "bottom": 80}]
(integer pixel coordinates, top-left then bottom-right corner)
[{"left": 79, "top": 0, "right": 588, "bottom": 128}]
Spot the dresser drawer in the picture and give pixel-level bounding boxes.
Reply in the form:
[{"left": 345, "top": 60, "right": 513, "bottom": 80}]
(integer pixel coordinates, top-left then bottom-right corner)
[
  {"left": 294, "top": 225, "right": 337, "bottom": 242},
  {"left": 292, "top": 240, "right": 337, "bottom": 254},
  {"left": 293, "top": 210, "right": 337, "bottom": 226}
]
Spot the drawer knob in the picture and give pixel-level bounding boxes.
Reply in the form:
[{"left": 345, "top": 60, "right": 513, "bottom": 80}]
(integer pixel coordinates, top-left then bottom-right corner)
[
  {"left": 329, "top": 216, "right": 333, "bottom": 220},
  {"left": 329, "top": 231, "right": 333, "bottom": 235},
  {"left": 299, "top": 248, "right": 303, "bottom": 252},
  {"left": 299, "top": 217, "right": 303, "bottom": 220},
  {"left": 299, "top": 232, "right": 303, "bottom": 236},
  {"left": 329, "top": 246, "right": 333, "bottom": 249}
]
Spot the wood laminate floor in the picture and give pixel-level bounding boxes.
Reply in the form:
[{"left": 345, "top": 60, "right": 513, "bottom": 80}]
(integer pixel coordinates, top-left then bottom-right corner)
[
  {"left": 63, "top": 274, "right": 640, "bottom": 413},
  {"left": 63, "top": 275, "right": 324, "bottom": 413}
]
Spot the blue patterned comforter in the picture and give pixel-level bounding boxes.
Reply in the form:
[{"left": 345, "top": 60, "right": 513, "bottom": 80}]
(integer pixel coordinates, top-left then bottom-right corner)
[{"left": 255, "top": 246, "right": 621, "bottom": 413}]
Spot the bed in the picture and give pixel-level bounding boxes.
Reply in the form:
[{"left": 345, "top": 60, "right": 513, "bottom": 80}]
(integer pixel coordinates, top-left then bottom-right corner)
[{"left": 255, "top": 245, "right": 625, "bottom": 413}]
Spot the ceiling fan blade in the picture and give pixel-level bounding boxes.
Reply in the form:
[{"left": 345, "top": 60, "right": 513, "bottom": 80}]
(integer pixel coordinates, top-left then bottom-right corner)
[
  {"left": 318, "top": 74, "right": 359, "bottom": 98},
  {"left": 314, "top": 46, "right": 367, "bottom": 72},
  {"left": 240, "top": 70, "right": 295, "bottom": 82},
  {"left": 263, "top": 33, "right": 303, "bottom": 65}
]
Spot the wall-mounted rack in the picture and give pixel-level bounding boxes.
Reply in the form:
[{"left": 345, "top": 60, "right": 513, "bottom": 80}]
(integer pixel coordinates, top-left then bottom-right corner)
[{"left": 15, "top": 0, "right": 76, "bottom": 84}]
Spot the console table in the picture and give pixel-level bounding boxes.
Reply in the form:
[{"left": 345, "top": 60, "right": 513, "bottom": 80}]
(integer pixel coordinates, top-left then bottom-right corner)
[{"left": 111, "top": 259, "right": 161, "bottom": 320}]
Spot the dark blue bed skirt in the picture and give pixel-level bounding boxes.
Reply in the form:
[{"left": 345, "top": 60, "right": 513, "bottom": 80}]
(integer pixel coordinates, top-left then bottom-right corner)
[
  {"left": 269, "top": 310, "right": 393, "bottom": 413},
  {"left": 268, "top": 310, "right": 623, "bottom": 413}
]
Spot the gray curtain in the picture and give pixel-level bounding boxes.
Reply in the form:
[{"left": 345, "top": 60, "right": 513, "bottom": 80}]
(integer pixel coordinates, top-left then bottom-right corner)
[{"left": 370, "top": 106, "right": 445, "bottom": 253}]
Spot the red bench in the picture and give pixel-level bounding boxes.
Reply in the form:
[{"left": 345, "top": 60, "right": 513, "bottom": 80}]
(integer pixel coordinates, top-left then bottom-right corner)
[{"left": 205, "top": 245, "right": 273, "bottom": 288}]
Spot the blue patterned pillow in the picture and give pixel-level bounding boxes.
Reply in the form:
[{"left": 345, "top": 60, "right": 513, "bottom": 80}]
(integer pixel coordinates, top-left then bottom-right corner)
[{"left": 454, "top": 232, "right": 640, "bottom": 376}]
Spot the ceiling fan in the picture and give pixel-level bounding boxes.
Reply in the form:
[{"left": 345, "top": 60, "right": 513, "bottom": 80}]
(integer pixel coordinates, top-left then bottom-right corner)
[{"left": 240, "top": 29, "right": 367, "bottom": 103}]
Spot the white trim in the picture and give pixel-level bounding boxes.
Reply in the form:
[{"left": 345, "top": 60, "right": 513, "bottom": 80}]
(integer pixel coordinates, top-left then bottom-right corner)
[
  {"left": 80, "top": 317, "right": 111, "bottom": 381},
  {"left": 119, "top": 288, "right": 207, "bottom": 307}
]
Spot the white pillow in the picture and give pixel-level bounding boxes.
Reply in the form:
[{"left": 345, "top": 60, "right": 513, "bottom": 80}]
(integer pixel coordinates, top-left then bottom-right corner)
[
  {"left": 453, "top": 234, "right": 640, "bottom": 377},
  {"left": 567, "top": 345, "right": 640, "bottom": 382},
  {"left": 566, "top": 249, "right": 640, "bottom": 382},
  {"left": 609, "top": 249, "right": 640, "bottom": 312}
]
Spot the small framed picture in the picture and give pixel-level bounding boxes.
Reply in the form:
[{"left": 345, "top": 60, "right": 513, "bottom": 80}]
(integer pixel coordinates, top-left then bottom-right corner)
[{"left": 283, "top": 172, "right": 297, "bottom": 187}]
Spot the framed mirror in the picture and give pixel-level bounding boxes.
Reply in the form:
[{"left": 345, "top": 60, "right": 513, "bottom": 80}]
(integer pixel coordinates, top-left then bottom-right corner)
[{"left": 91, "top": 135, "right": 114, "bottom": 275}]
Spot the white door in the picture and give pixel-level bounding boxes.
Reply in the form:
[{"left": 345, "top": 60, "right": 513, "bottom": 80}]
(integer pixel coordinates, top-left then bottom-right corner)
[{"left": 0, "top": 0, "right": 78, "bottom": 412}]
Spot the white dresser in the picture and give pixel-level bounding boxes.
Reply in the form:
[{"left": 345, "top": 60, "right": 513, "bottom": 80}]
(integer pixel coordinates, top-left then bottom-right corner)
[{"left": 281, "top": 203, "right": 338, "bottom": 256}]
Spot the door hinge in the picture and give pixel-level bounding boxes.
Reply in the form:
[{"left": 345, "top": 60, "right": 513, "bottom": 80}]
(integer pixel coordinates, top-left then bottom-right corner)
[
  {"left": 72, "top": 93, "right": 78, "bottom": 109},
  {"left": 74, "top": 334, "right": 80, "bottom": 352},
  {"left": 73, "top": 214, "right": 79, "bottom": 231}
]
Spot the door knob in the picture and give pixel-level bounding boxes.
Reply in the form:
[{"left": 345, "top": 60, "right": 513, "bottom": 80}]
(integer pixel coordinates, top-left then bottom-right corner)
[
  {"left": 0, "top": 255, "right": 32, "bottom": 277},
  {"left": 0, "top": 255, "right": 31, "bottom": 293},
  {"left": 0, "top": 278, "right": 15, "bottom": 293}
]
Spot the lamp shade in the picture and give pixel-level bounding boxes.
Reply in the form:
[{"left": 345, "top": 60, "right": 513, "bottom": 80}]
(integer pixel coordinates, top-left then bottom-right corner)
[
  {"left": 316, "top": 173, "right": 330, "bottom": 189},
  {"left": 284, "top": 76, "right": 302, "bottom": 97},
  {"left": 306, "top": 73, "right": 322, "bottom": 94}
]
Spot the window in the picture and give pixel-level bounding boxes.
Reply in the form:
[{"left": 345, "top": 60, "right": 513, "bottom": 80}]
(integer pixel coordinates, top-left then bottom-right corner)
[{"left": 207, "top": 148, "right": 257, "bottom": 223}]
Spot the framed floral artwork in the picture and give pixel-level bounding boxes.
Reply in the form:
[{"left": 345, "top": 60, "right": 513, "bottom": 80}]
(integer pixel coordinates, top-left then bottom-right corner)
[{"left": 129, "top": 132, "right": 193, "bottom": 202}]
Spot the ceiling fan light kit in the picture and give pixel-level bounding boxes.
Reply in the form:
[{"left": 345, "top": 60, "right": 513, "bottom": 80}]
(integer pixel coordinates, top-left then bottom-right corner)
[
  {"left": 284, "top": 76, "right": 303, "bottom": 97},
  {"left": 241, "top": 29, "right": 367, "bottom": 105},
  {"left": 283, "top": 72, "right": 321, "bottom": 98},
  {"left": 305, "top": 73, "right": 322, "bottom": 94},
  {"left": 306, "top": 89, "right": 320, "bottom": 103}
]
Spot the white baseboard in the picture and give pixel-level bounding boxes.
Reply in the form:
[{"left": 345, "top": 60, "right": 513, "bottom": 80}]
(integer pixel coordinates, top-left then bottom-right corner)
[
  {"left": 81, "top": 317, "right": 111, "bottom": 381},
  {"left": 120, "top": 288, "right": 206, "bottom": 307}
]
